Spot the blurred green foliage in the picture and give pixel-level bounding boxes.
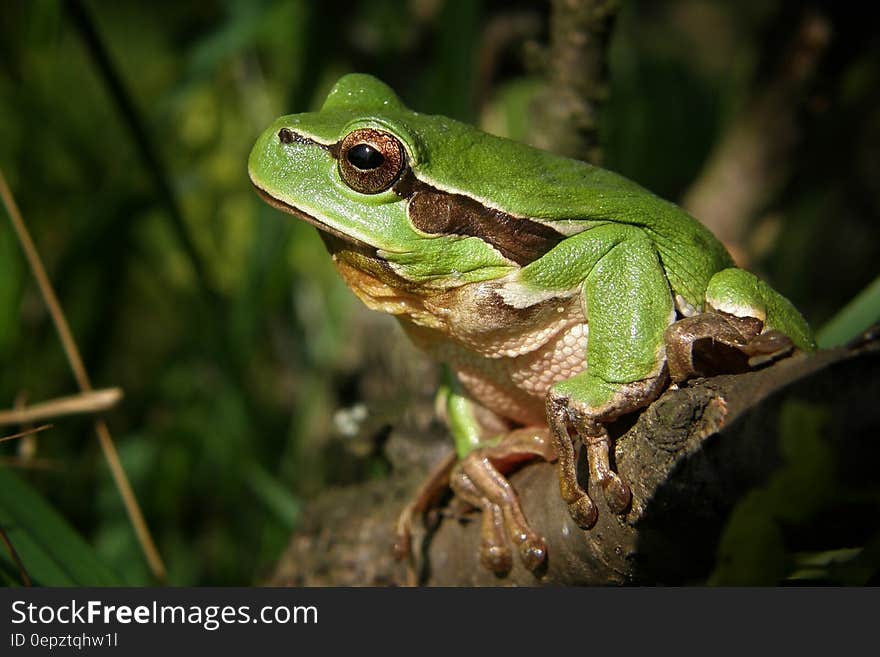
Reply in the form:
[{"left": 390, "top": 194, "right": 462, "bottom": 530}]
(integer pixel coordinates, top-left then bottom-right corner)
[
  {"left": 1, "top": 0, "right": 878, "bottom": 585},
  {"left": 0, "top": 466, "right": 122, "bottom": 586},
  {"left": 710, "top": 401, "right": 835, "bottom": 585}
]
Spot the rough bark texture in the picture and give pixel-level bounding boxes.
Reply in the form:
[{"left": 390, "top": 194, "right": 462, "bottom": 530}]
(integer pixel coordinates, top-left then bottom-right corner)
[{"left": 269, "top": 339, "right": 878, "bottom": 586}]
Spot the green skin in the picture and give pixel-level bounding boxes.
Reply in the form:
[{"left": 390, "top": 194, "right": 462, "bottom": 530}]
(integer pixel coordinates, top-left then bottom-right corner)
[{"left": 249, "top": 74, "right": 815, "bottom": 574}]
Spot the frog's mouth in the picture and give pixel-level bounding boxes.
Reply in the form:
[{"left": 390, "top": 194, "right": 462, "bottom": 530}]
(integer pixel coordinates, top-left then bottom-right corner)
[
  {"left": 253, "top": 184, "right": 437, "bottom": 298},
  {"left": 252, "top": 185, "right": 377, "bottom": 254}
]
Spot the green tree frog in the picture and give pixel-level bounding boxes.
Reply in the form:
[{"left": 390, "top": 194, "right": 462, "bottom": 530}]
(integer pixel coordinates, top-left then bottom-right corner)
[{"left": 249, "top": 74, "right": 815, "bottom": 575}]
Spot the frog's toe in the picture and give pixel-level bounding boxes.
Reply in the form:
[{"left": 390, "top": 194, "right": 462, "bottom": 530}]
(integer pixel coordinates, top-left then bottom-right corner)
[
  {"left": 391, "top": 531, "right": 411, "bottom": 562},
  {"left": 505, "top": 521, "right": 548, "bottom": 571},
  {"left": 601, "top": 475, "right": 632, "bottom": 515},
  {"left": 585, "top": 436, "right": 632, "bottom": 517},
  {"left": 455, "top": 441, "right": 552, "bottom": 574},
  {"left": 479, "top": 503, "right": 513, "bottom": 573},
  {"left": 481, "top": 543, "right": 513, "bottom": 574},
  {"left": 517, "top": 536, "right": 547, "bottom": 571},
  {"left": 567, "top": 495, "right": 598, "bottom": 529},
  {"left": 743, "top": 330, "right": 794, "bottom": 367}
]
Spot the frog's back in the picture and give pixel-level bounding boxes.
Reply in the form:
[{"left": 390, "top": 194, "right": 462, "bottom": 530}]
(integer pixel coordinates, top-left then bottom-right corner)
[
  {"left": 410, "top": 117, "right": 735, "bottom": 308},
  {"left": 299, "top": 73, "right": 732, "bottom": 307}
]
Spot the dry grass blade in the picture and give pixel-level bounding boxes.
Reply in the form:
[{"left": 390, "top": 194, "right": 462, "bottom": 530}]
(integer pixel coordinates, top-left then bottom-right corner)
[
  {"left": 0, "top": 424, "right": 53, "bottom": 444},
  {"left": 0, "top": 170, "right": 166, "bottom": 583},
  {"left": 0, "top": 388, "right": 123, "bottom": 426}
]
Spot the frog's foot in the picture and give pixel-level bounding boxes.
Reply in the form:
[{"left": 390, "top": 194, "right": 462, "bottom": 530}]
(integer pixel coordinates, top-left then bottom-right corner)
[
  {"left": 547, "top": 375, "right": 666, "bottom": 529},
  {"left": 450, "top": 467, "right": 515, "bottom": 573},
  {"left": 665, "top": 311, "right": 794, "bottom": 383},
  {"left": 449, "top": 428, "right": 555, "bottom": 574},
  {"left": 393, "top": 451, "right": 457, "bottom": 566}
]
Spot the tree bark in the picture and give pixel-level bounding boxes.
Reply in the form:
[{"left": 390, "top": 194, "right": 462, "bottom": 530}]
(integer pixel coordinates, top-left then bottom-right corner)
[{"left": 269, "top": 338, "right": 879, "bottom": 586}]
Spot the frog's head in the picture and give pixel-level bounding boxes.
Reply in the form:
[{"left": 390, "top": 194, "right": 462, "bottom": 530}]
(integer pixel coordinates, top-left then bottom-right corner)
[{"left": 249, "top": 74, "right": 557, "bottom": 291}]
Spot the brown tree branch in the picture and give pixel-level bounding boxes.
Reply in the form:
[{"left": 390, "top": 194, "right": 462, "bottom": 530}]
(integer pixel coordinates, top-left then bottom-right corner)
[
  {"left": 526, "top": 0, "right": 619, "bottom": 163},
  {"left": 270, "top": 340, "right": 878, "bottom": 586}
]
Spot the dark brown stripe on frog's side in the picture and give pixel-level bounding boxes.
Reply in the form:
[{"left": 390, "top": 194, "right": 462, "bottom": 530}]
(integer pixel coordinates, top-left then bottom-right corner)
[
  {"left": 393, "top": 171, "right": 565, "bottom": 266},
  {"left": 291, "top": 129, "right": 564, "bottom": 266}
]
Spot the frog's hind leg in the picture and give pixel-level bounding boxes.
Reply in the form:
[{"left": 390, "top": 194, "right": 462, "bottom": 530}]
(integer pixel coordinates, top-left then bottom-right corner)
[
  {"left": 393, "top": 449, "right": 458, "bottom": 577},
  {"left": 449, "top": 467, "right": 513, "bottom": 574},
  {"left": 450, "top": 427, "right": 556, "bottom": 573},
  {"left": 664, "top": 311, "right": 791, "bottom": 383},
  {"left": 665, "top": 267, "right": 817, "bottom": 382},
  {"left": 704, "top": 267, "right": 815, "bottom": 351}
]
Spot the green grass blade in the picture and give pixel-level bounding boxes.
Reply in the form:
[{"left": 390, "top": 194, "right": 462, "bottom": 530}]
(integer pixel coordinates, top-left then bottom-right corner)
[
  {"left": 0, "top": 467, "right": 122, "bottom": 586},
  {"left": 817, "top": 274, "right": 880, "bottom": 348}
]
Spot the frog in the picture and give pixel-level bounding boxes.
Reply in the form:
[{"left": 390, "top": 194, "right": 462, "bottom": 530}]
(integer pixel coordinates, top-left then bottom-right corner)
[{"left": 248, "top": 73, "right": 815, "bottom": 575}]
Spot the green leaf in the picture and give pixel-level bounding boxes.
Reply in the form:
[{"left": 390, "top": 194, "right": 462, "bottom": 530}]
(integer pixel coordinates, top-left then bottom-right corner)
[
  {"left": 0, "top": 467, "right": 122, "bottom": 586},
  {"left": 817, "top": 274, "right": 880, "bottom": 348}
]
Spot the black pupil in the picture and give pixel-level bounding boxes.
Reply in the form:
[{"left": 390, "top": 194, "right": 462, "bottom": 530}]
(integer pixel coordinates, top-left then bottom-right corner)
[{"left": 347, "top": 143, "right": 384, "bottom": 170}]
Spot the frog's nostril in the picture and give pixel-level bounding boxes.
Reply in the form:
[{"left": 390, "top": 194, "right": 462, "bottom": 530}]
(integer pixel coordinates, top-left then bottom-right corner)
[{"left": 278, "top": 128, "right": 295, "bottom": 144}]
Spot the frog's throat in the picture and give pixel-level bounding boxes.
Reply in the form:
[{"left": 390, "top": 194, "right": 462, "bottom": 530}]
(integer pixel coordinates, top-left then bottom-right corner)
[{"left": 252, "top": 184, "right": 377, "bottom": 252}]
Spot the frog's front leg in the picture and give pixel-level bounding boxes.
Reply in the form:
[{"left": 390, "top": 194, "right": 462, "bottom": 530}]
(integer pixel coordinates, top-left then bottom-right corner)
[
  {"left": 547, "top": 373, "right": 668, "bottom": 527},
  {"left": 546, "top": 229, "right": 675, "bottom": 528}
]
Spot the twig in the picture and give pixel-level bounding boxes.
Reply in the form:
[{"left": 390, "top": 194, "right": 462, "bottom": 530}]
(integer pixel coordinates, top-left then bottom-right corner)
[
  {"left": 527, "top": 0, "right": 619, "bottom": 163},
  {"left": 0, "top": 170, "right": 166, "bottom": 583},
  {"left": 0, "top": 425, "right": 52, "bottom": 443},
  {"left": 0, "top": 389, "right": 123, "bottom": 426}
]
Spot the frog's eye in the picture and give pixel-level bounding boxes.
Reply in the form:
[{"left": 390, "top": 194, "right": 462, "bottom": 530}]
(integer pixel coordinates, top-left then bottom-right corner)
[{"left": 337, "top": 128, "right": 405, "bottom": 194}]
